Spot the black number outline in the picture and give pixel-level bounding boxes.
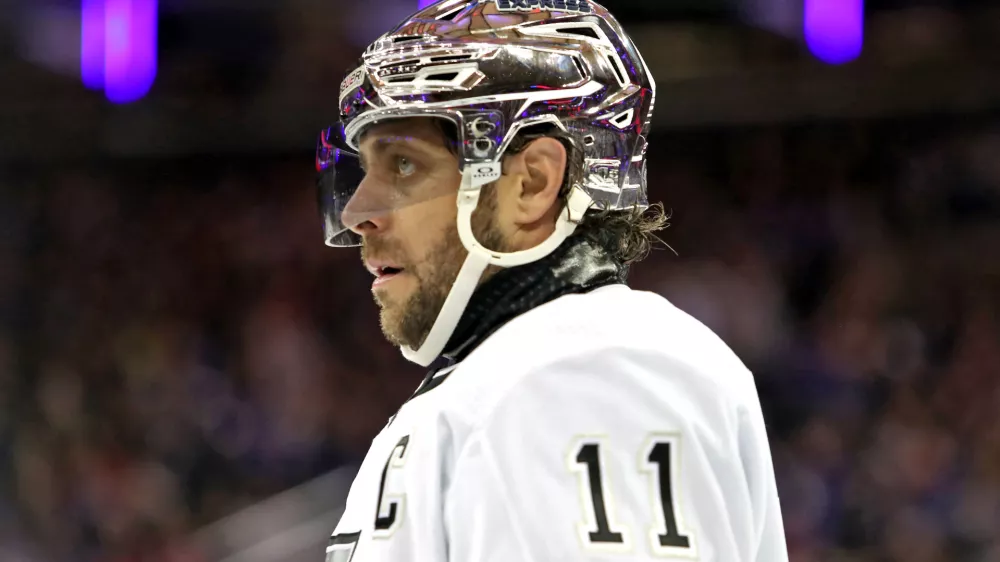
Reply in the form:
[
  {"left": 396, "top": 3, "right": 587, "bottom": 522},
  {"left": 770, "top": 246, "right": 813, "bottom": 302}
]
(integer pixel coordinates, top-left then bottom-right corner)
[
  {"left": 577, "top": 443, "right": 626, "bottom": 543},
  {"left": 570, "top": 434, "right": 697, "bottom": 557},
  {"left": 570, "top": 437, "right": 632, "bottom": 552},
  {"left": 641, "top": 434, "right": 696, "bottom": 557}
]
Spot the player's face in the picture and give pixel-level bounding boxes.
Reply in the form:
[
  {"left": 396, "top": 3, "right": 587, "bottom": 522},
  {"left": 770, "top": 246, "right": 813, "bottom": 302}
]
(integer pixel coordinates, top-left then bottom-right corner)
[{"left": 352, "top": 118, "right": 507, "bottom": 349}]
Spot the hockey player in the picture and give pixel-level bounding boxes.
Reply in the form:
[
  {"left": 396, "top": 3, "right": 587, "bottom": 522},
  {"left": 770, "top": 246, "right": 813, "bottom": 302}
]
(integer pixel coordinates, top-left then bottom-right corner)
[{"left": 315, "top": 0, "right": 789, "bottom": 560}]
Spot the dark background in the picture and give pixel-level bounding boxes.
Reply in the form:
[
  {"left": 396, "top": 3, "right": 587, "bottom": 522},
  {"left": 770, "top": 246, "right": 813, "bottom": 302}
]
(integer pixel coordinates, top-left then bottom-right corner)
[{"left": 1, "top": 0, "right": 999, "bottom": 560}]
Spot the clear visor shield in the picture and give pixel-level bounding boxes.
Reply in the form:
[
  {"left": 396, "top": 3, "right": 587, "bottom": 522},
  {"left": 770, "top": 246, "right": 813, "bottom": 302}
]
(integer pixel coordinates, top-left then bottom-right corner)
[
  {"left": 316, "top": 123, "right": 461, "bottom": 247},
  {"left": 316, "top": 127, "right": 364, "bottom": 246}
]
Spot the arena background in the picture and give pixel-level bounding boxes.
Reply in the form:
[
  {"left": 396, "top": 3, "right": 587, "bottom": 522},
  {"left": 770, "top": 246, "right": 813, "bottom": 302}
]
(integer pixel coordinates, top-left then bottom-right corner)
[{"left": 1, "top": 0, "right": 999, "bottom": 560}]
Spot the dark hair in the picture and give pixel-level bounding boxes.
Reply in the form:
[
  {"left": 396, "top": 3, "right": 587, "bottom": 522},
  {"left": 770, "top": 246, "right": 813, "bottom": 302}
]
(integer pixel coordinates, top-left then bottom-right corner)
[{"left": 436, "top": 119, "right": 668, "bottom": 265}]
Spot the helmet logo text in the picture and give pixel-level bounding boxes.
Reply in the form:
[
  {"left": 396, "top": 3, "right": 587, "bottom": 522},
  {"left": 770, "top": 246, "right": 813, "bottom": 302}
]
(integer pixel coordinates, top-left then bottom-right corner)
[
  {"left": 339, "top": 66, "right": 366, "bottom": 103},
  {"left": 495, "top": 0, "right": 593, "bottom": 15}
]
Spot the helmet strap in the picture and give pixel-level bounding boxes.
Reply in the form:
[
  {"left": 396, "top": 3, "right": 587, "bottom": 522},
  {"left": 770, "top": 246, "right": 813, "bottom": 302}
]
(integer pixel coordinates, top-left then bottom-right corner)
[{"left": 400, "top": 165, "right": 593, "bottom": 366}]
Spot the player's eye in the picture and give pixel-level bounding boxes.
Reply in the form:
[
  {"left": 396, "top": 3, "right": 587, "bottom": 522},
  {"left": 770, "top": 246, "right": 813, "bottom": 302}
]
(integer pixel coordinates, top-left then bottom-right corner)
[{"left": 396, "top": 156, "right": 417, "bottom": 177}]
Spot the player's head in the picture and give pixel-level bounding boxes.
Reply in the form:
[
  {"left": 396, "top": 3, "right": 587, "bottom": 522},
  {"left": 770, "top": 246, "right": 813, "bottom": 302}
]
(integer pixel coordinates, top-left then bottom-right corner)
[{"left": 316, "top": 0, "right": 661, "bottom": 366}]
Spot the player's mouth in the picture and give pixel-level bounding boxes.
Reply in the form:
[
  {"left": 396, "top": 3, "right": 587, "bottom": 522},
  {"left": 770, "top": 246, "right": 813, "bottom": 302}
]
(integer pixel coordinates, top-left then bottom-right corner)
[
  {"left": 366, "top": 261, "right": 406, "bottom": 288},
  {"left": 373, "top": 266, "right": 405, "bottom": 287}
]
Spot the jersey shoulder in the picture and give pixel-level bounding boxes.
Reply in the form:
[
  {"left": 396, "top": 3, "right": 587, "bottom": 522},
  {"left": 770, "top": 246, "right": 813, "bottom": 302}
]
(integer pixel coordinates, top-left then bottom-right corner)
[
  {"left": 440, "top": 285, "right": 786, "bottom": 562},
  {"left": 443, "top": 284, "right": 758, "bottom": 429}
]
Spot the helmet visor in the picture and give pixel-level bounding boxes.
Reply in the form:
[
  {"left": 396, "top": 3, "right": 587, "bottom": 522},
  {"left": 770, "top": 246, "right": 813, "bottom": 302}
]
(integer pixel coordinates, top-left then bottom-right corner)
[{"left": 316, "top": 121, "right": 461, "bottom": 247}]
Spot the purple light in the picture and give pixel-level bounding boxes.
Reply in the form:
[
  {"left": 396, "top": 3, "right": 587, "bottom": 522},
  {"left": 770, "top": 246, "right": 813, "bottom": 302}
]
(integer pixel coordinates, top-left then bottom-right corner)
[
  {"left": 103, "top": 0, "right": 132, "bottom": 97},
  {"left": 80, "top": 0, "right": 157, "bottom": 103},
  {"left": 81, "top": 0, "right": 104, "bottom": 89},
  {"left": 418, "top": 0, "right": 438, "bottom": 9},
  {"left": 804, "top": 0, "right": 863, "bottom": 65}
]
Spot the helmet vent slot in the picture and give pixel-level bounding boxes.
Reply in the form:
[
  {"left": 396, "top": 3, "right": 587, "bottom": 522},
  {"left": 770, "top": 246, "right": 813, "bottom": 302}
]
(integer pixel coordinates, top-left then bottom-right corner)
[
  {"left": 425, "top": 72, "right": 460, "bottom": 82},
  {"left": 436, "top": 5, "right": 467, "bottom": 21},
  {"left": 391, "top": 35, "right": 427, "bottom": 44},
  {"left": 609, "top": 108, "right": 634, "bottom": 129},
  {"left": 606, "top": 54, "right": 627, "bottom": 87},
  {"left": 430, "top": 54, "right": 473, "bottom": 63},
  {"left": 554, "top": 26, "right": 601, "bottom": 40}
]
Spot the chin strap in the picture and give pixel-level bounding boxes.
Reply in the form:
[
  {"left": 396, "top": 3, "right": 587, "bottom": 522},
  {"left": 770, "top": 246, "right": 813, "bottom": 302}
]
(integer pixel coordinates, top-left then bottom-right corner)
[{"left": 400, "top": 164, "right": 594, "bottom": 367}]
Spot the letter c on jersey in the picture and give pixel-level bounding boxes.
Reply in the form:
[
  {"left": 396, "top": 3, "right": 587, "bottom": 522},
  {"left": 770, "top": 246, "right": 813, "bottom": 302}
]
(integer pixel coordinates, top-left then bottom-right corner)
[{"left": 374, "top": 435, "right": 410, "bottom": 537}]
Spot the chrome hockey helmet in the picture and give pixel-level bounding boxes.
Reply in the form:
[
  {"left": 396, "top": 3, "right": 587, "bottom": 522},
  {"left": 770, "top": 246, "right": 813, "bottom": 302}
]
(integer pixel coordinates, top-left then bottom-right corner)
[{"left": 317, "top": 0, "right": 656, "bottom": 365}]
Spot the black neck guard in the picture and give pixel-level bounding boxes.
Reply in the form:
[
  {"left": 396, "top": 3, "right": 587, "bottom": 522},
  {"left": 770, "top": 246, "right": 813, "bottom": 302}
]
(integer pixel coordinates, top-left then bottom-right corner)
[{"left": 441, "top": 234, "right": 628, "bottom": 363}]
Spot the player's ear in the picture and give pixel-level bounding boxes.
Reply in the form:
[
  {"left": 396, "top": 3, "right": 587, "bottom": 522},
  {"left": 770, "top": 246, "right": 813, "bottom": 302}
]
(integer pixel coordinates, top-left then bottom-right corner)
[{"left": 504, "top": 137, "right": 567, "bottom": 226}]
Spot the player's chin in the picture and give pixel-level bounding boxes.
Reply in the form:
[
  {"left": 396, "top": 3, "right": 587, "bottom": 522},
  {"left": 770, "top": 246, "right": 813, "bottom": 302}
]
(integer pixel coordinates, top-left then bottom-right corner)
[
  {"left": 378, "top": 304, "right": 417, "bottom": 348},
  {"left": 373, "top": 273, "right": 414, "bottom": 306},
  {"left": 377, "top": 268, "right": 414, "bottom": 290}
]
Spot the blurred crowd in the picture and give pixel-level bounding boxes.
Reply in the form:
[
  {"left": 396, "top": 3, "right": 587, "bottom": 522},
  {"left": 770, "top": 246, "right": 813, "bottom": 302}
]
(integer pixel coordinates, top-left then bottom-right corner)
[{"left": 1, "top": 115, "right": 999, "bottom": 562}]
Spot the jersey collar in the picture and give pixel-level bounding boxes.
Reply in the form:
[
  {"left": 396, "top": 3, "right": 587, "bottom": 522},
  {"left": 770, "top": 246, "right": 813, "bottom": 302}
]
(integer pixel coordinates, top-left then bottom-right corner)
[{"left": 441, "top": 234, "right": 627, "bottom": 363}]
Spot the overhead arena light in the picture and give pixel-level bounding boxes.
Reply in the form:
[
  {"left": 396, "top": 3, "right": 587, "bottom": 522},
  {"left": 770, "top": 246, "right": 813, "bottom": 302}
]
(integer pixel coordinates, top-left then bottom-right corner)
[
  {"left": 81, "top": 0, "right": 158, "bottom": 103},
  {"left": 805, "top": 0, "right": 864, "bottom": 64}
]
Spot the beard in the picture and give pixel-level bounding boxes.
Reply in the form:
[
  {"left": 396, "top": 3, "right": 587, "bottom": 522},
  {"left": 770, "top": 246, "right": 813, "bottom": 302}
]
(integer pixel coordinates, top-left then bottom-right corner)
[{"left": 363, "top": 186, "right": 508, "bottom": 350}]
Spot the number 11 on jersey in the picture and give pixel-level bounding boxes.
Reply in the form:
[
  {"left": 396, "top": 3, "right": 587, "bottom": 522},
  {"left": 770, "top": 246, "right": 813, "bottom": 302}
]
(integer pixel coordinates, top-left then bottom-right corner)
[{"left": 570, "top": 434, "right": 696, "bottom": 558}]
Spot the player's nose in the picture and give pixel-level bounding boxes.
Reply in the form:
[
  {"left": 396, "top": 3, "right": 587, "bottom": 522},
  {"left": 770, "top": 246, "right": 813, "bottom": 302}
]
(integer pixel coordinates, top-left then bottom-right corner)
[{"left": 344, "top": 178, "right": 392, "bottom": 236}]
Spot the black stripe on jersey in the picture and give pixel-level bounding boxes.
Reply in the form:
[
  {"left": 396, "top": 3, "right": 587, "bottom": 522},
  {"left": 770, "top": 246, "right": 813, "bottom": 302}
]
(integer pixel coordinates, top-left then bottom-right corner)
[
  {"left": 326, "top": 532, "right": 360, "bottom": 562},
  {"left": 405, "top": 360, "right": 458, "bottom": 403},
  {"left": 328, "top": 532, "right": 361, "bottom": 545},
  {"left": 410, "top": 363, "right": 457, "bottom": 399},
  {"left": 387, "top": 361, "right": 458, "bottom": 426}
]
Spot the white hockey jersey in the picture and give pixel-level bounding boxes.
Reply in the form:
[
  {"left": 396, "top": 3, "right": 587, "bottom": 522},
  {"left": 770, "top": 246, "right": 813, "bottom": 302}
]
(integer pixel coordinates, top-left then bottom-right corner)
[{"left": 327, "top": 284, "right": 788, "bottom": 562}]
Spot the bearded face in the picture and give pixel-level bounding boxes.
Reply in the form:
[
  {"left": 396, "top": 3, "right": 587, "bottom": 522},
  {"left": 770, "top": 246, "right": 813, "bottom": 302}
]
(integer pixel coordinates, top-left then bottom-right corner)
[
  {"left": 362, "top": 185, "right": 505, "bottom": 349},
  {"left": 352, "top": 119, "right": 508, "bottom": 349}
]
